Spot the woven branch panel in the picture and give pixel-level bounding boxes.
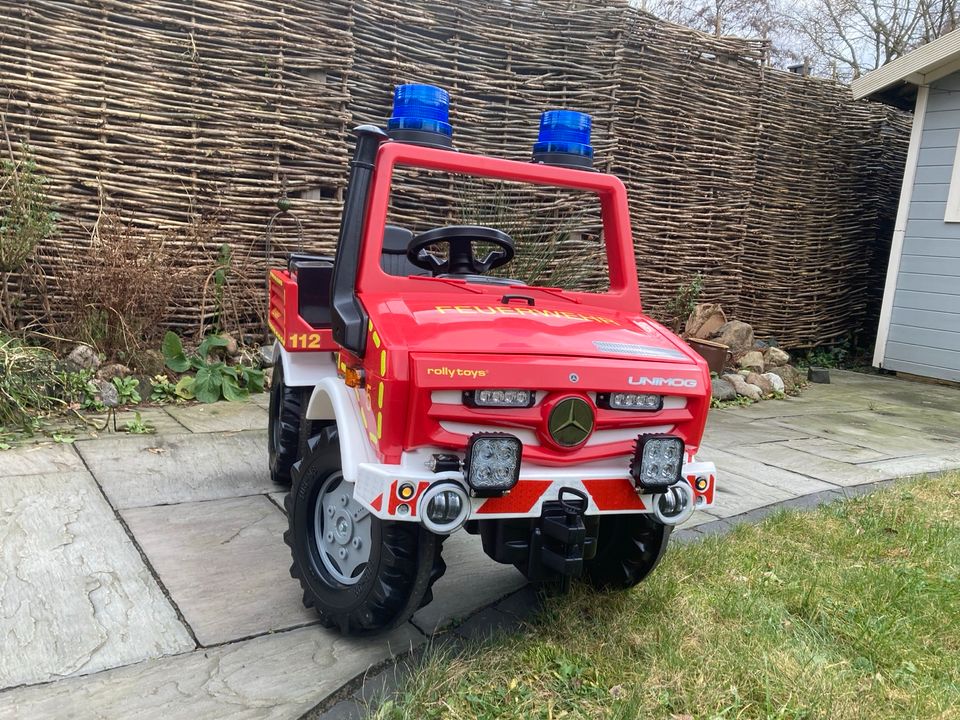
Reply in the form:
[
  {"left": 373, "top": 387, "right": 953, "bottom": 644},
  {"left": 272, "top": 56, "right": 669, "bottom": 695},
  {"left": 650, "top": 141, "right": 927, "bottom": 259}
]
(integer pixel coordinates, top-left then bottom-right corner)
[{"left": 0, "top": 0, "right": 909, "bottom": 348}]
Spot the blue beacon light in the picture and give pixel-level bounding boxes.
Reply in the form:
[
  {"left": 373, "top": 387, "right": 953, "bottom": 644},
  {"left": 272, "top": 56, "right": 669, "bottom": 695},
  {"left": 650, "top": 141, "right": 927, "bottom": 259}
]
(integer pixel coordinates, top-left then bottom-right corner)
[
  {"left": 532, "top": 110, "right": 594, "bottom": 169},
  {"left": 387, "top": 84, "right": 454, "bottom": 148}
]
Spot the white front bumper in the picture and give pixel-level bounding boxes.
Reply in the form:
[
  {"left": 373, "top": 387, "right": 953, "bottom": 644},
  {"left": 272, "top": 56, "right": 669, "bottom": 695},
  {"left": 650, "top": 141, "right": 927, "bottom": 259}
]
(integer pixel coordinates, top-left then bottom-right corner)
[{"left": 352, "top": 452, "right": 716, "bottom": 524}]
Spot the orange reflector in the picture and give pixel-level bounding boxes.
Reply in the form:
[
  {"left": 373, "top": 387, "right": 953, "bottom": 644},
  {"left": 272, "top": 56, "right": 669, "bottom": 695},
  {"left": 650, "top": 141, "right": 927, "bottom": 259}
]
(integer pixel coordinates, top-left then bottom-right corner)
[
  {"left": 398, "top": 483, "right": 415, "bottom": 500},
  {"left": 344, "top": 367, "right": 365, "bottom": 388},
  {"left": 696, "top": 477, "right": 709, "bottom": 492}
]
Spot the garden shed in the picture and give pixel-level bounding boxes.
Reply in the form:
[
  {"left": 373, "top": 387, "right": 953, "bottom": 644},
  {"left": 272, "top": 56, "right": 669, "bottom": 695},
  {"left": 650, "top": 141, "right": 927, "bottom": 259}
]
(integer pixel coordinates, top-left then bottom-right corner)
[{"left": 853, "top": 30, "right": 960, "bottom": 383}]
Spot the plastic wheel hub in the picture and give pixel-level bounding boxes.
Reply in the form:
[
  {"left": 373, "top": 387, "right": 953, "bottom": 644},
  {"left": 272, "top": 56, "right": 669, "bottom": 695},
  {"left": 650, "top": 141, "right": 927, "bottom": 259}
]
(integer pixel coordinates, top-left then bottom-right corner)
[{"left": 312, "top": 472, "right": 372, "bottom": 586}]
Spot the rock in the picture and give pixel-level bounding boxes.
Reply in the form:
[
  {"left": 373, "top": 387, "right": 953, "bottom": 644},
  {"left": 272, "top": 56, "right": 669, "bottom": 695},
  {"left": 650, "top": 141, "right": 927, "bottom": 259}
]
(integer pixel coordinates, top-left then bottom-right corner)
[
  {"left": 258, "top": 345, "right": 275, "bottom": 368},
  {"left": 98, "top": 363, "right": 132, "bottom": 382},
  {"left": 66, "top": 344, "right": 100, "bottom": 372},
  {"left": 762, "top": 372, "right": 785, "bottom": 394},
  {"left": 711, "top": 377, "right": 736, "bottom": 401},
  {"left": 97, "top": 380, "right": 120, "bottom": 408},
  {"left": 808, "top": 367, "right": 831, "bottom": 384},
  {"left": 746, "top": 372, "right": 774, "bottom": 396},
  {"left": 136, "top": 349, "right": 166, "bottom": 376},
  {"left": 137, "top": 376, "right": 153, "bottom": 402},
  {"left": 766, "top": 365, "right": 798, "bottom": 393},
  {"left": 711, "top": 320, "right": 755, "bottom": 355},
  {"left": 684, "top": 303, "right": 727, "bottom": 340},
  {"left": 722, "top": 373, "right": 763, "bottom": 402},
  {"left": 737, "top": 350, "right": 765, "bottom": 373},
  {"left": 764, "top": 346, "right": 791, "bottom": 367},
  {"left": 220, "top": 332, "right": 240, "bottom": 358}
]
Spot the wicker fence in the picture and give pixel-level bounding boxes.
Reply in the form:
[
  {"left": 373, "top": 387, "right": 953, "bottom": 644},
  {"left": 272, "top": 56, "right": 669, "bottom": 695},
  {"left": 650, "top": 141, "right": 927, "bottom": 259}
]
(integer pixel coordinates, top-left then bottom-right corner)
[{"left": 0, "top": 0, "right": 909, "bottom": 348}]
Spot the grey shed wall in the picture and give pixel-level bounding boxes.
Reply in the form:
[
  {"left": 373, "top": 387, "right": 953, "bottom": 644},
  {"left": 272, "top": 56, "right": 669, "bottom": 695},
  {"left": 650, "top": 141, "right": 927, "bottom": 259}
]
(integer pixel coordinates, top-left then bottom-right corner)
[{"left": 884, "top": 72, "right": 960, "bottom": 382}]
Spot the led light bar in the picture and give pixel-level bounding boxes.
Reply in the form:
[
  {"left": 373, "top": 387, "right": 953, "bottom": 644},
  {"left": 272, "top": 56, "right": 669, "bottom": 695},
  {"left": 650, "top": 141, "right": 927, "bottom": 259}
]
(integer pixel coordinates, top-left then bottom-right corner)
[
  {"left": 464, "top": 433, "right": 522, "bottom": 497},
  {"left": 630, "top": 433, "right": 684, "bottom": 491},
  {"left": 597, "top": 392, "right": 663, "bottom": 411},
  {"left": 463, "top": 389, "right": 535, "bottom": 408}
]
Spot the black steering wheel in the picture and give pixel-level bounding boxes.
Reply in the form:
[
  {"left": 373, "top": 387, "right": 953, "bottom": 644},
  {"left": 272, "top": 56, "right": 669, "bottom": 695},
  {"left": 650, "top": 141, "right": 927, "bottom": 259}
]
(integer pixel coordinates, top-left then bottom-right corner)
[{"left": 407, "top": 225, "right": 515, "bottom": 276}]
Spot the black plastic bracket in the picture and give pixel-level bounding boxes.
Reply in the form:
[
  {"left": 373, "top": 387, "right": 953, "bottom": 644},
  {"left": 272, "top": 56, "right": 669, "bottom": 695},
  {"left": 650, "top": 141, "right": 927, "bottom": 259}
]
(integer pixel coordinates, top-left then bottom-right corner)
[
  {"left": 527, "top": 487, "right": 597, "bottom": 583},
  {"left": 330, "top": 125, "right": 389, "bottom": 357}
]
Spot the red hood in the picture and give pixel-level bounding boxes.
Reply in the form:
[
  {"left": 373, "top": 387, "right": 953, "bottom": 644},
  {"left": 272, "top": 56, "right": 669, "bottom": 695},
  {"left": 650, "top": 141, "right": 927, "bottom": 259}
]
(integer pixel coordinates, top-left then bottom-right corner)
[{"left": 364, "top": 293, "right": 698, "bottom": 364}]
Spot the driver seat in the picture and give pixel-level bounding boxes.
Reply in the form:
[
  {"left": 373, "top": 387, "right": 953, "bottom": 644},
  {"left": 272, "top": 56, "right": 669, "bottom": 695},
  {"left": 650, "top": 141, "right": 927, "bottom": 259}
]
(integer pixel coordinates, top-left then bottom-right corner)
[{"left": 381, "top": 225, "right": 429, "bottom": 277}]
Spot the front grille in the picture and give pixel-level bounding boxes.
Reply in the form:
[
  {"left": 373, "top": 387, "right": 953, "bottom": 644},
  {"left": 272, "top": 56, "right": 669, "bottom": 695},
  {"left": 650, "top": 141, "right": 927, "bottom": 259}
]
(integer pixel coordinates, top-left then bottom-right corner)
[{"left": 412, "top": 390, "right": 699, "bottom": 466}]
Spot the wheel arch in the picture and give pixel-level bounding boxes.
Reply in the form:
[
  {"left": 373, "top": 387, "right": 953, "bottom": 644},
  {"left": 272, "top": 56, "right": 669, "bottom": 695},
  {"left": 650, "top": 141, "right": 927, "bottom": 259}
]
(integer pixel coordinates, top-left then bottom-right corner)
[
  {"left": 304, "top": 376, "right": 375, "bottom": 483},
  {"left": 274, "top": 344, "right": 372, "bottom": 483},
  {"left": 276, "top": 342, "right": 336, "bottom": 387}
]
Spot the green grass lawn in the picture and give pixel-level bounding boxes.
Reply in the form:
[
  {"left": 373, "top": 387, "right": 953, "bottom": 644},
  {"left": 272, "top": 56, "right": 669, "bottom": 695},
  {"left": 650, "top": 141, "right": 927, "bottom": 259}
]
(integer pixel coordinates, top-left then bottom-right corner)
[{"left": 373, "top": 473, "right": 960, "bottom": 720}]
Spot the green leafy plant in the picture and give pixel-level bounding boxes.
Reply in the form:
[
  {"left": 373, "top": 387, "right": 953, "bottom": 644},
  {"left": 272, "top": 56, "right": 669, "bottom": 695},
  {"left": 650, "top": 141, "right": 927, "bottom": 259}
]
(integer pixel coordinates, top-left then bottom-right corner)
[
  {"left": 56, "top": 368, "right": 102, "bottom": 410},
  {"left": 710, "top": 394, "right": 754, "bottom": 409},
  {"left": 162, "top": 331, "right": 264, "bottom": 403},
  {"left": 211, "top": 242, "right": 232, "bottom": 333},
  {"left": 123, "top": 411, "right": 154, "bottom": 434},
  {"left": 0, "top": 143, "right": 57, "bottom": 330},
  {"left": 664, "top": 273, "right": 704, "bottom": 333},
  {"left": 801, "top": 344, "right": 849, "bottom": 369},
  {"left": 111, "top": 376, "right": 141, "bottom": 405},
  {"left": 149, "top": 374, "right": 179, "bottom": 403},
  {"left": 0, "top": 333, "right": 63, "bottom": 430}
]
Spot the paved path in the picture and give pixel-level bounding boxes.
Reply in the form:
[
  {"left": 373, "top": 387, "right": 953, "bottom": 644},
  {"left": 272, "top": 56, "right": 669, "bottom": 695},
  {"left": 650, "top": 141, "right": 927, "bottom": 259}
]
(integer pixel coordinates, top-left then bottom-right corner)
[{"left": 1, "top": 371, "right": 958, "bottom": 719}]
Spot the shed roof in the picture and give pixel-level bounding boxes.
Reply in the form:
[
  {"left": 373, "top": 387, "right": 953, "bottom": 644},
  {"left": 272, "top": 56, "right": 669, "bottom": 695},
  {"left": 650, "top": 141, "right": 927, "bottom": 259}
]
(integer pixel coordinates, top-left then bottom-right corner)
[{"left": 851, "top": 28, "right": 960, "bottom": 108}]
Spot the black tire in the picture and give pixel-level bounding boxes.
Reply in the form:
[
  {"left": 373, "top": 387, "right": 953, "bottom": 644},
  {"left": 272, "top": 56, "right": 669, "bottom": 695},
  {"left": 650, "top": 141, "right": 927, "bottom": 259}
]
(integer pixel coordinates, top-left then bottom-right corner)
[
  {"left": 584, "top": 514, "right": 672, "bottom": 590},
  {"left": 283, "top": 426, "right": 446, "bottom": 635},
  {"left": 268, "top": 362, "right": 310, "bottom": 486}
]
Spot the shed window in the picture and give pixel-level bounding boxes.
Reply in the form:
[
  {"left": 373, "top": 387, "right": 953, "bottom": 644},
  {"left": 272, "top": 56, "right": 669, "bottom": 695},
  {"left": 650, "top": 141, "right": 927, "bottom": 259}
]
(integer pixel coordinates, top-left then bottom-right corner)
[{"left": 946, "top": 129, "right": 960, "bottom": 222}]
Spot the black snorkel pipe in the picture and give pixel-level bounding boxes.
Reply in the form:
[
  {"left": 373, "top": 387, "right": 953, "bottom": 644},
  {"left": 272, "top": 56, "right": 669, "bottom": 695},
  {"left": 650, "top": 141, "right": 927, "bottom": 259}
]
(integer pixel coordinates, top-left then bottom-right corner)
[{"left": 330, "top": 124, "right": 389, "bottom": 357}]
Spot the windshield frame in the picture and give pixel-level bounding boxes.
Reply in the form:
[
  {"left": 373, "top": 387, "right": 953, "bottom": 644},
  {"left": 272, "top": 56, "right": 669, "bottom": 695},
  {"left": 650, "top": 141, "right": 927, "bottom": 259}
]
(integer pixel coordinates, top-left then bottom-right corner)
[{"left": 356, "top": 141, "right": 641, "bottom": 312}]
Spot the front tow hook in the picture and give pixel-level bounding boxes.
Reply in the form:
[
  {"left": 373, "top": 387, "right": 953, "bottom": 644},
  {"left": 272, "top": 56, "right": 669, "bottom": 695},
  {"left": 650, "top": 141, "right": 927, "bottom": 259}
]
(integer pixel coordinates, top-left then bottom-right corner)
[{"left": 651, "top": 481, "right": 696, "bottom": 526}]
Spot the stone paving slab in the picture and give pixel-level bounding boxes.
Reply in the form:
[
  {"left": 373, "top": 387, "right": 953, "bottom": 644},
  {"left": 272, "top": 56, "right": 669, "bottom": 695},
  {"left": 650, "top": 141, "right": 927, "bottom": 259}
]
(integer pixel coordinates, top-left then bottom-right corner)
[
  {"left": 0, "top": 471, "right": 193, "bottom": 689},
  {"left": 122, "top": 495, "right": 316, "bottom": 646},
  {"left": 701, "top": 415, "right": 809, "bottom": 447},
  {"left": 846, "top": 406, "right": 960, "bottom": 440},
  {"left": 686, "top": 510, "right": 716, "bottom": 527},
  {"left": 0, "top": 624, "right": 423, "bottom": 720},
  {"left": 111, "top": 407, "right": 190, "bottom": 436},
  {"left": 859, "top": 454, "right": 960, "bottom": 478},
  {"left": 701, "top": 471, "right": 795, "bottom": 518},
  {"left": 710, "top": 390, "right": 890, "bottom": 420},
  {"left": 721, "top": 442, "right": 890, "bottom": 487},
  {"left": 76, "top": 431, "right": 276, "bottom": 509},
  {"left": 270, "top": 491, "right": 288, "bottom": 511},
  {"left": 412, "top": 531, "right": 527, "bottom": 635},
  {"left": 776, "top": 435, "right": 891, "bottom": 463},
  {"left": 2, "top": 443, "right": 83, "bottom": 477},
  {"left": 852, "top": 381, "right": 960, "bottom": 414},
  {"left": 701, "top": 445, "right": 837, "bottom": 496},
  {"left": 164, "top": 402, "right": 268, "bottom": 434},
  {"left": 769, "top": 412, "right": 957, "bottom": 457}
]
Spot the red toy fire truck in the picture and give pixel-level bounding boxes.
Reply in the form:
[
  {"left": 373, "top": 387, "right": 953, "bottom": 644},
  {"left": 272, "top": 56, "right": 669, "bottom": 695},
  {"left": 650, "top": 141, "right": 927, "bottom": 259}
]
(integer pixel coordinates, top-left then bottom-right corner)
[{"left": 268, "top": 85, "right": 716, "bottom": 635}]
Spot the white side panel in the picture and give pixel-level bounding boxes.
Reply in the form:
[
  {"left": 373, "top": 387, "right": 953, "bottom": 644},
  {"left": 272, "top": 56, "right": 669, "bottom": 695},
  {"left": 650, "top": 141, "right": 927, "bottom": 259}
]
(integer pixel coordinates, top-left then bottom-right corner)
[
  {"left": 305, "top": 376, "right": 376, "bottom": 483},
  {"left": 875, "top": 84, "right": 930, "bottom": 368},
  {"left": 278, "top": 343, "right": 337, "bottom": 387}
]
